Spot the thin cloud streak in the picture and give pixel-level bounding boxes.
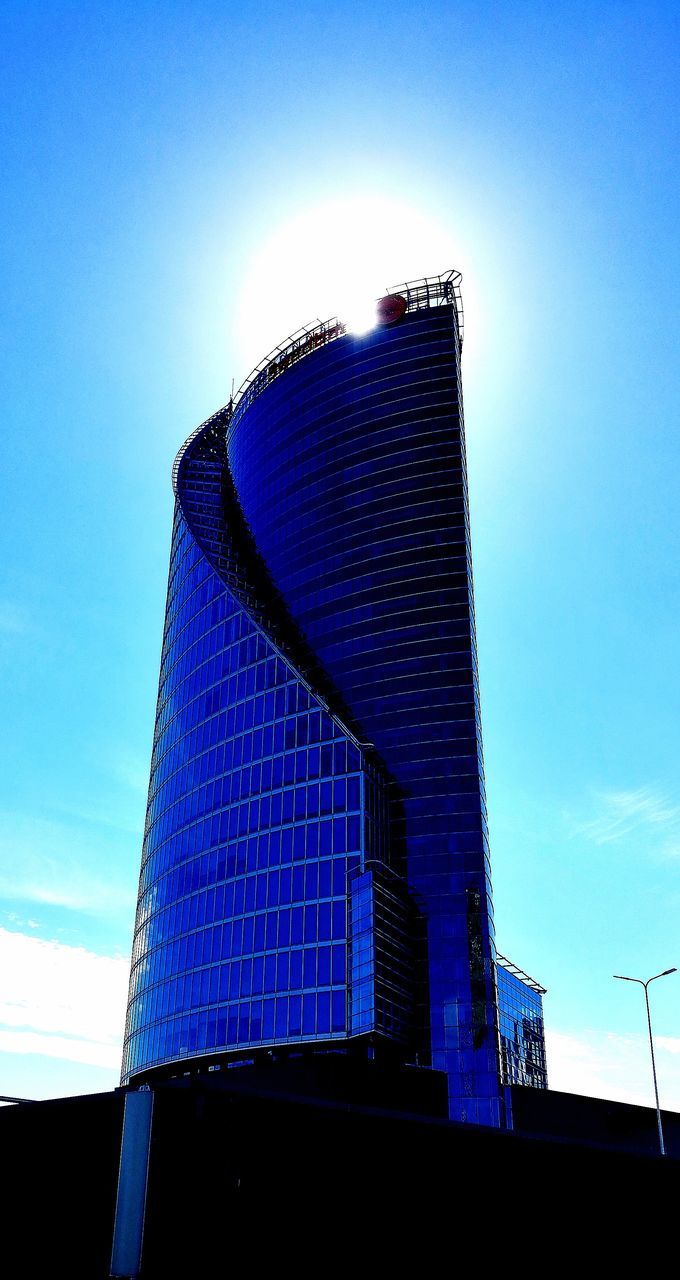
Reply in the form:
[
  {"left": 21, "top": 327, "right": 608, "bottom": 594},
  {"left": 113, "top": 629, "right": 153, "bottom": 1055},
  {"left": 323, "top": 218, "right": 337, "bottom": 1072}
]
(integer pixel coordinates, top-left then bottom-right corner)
[
  {"left": 48, "top": 797, "right": 143, "bottom": 837},
  {"left": 0, "top": 862, "right": 134, "bottom": 914},
  {"left": 572, "top": 785, "right": 680, "bottom": 858},
  {"left": 0, "top": 1029, "right": 121, "bottom": 1070},
  {"left": 0, "top": 810, "right": 136, "bottom": 914},
  {"left": 111, "top": 748, "right": 150, "bottom": 796}
]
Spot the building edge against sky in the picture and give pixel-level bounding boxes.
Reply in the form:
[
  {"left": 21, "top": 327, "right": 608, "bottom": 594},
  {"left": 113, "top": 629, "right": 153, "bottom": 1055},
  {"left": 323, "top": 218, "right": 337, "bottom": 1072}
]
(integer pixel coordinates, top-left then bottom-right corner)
[{"left": 122, "top": 271, "right": 547, "bottom": 1126}]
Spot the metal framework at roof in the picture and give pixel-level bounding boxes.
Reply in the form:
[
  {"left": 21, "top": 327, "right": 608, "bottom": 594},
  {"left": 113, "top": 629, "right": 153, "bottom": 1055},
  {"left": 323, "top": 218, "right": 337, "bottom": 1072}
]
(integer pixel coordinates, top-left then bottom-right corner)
[
  {"left": 496, "top": 953, "right": 548, "bottom": 996},
  {"left": 231, "top": 268, "right": 464, "bottom": 422},
  {"left": 173, "top": 269, "right": 463, "bottom": 493}
]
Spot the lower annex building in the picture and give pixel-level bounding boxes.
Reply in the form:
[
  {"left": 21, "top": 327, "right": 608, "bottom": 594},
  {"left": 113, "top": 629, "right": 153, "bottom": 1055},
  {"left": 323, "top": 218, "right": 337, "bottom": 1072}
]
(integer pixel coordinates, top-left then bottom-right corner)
[{"left": 122, "top": 270, "right": 547, "bottom": 1126}]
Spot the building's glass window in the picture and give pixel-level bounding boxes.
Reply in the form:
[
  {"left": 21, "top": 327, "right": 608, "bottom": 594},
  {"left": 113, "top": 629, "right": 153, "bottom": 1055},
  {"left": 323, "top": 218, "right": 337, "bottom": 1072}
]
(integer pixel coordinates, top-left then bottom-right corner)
[{"left": 496, "top": 960, "right": 548, "bottom": 1089}]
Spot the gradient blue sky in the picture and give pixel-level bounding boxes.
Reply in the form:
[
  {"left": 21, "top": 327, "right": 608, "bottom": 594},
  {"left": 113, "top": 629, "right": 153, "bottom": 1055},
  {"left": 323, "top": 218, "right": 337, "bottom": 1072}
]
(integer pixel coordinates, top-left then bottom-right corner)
[{"left": 1, "top": 2, "right": 678, "bottom": 1106}]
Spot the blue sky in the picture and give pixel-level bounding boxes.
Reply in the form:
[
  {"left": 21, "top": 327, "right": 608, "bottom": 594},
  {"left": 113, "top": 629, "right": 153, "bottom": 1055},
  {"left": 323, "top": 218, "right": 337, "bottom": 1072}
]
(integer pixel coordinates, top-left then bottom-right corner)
[{"left": 1, "top": 2, "right": 678, "bottom": 1106}]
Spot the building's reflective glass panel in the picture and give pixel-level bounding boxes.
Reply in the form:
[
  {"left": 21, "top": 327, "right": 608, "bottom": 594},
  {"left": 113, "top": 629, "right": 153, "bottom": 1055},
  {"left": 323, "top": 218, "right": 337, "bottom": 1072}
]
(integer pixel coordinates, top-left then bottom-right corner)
[
  {"left": 123, "top": 434, "right": 406, "bottom": 1083},
  {"left": 497, "top": 958, "right": 548, "bottom": 1090},
  {"left": 228, "top": 301, "right": 499, "bottom": 1123}
]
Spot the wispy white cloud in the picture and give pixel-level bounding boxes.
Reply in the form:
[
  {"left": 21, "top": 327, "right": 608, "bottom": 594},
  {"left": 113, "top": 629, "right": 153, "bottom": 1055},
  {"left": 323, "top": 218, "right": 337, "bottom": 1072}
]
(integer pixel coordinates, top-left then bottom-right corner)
[
  {"left": 0, "top": 928, "right": 128, "bottom": 1074},
  {"left": 111, "top": 748, "right": 150, "bottom": 796},
  {"left": 0, "top": 1029, "right": 121, "bottom": 1070},
  {"left": 4, "top": 911, "right": 39, "bottom": 930},
  {"left": 0, "top": 811, "right": 136, "bottom": 914},
  {"left": 572, "top": 785, "right": 680, "bottom": 859},
  {"left": 48, "top": 798, "right": 142, "bottom": 837},
  {"left": 43, "top": 745, "right": 149, "bottom": 837},
  {"left": 546, "top": 1026, "right": 680, "bottom": 1110},
  {"left": 657, "top": 1036, "right": 680, "bottom": 1056}
]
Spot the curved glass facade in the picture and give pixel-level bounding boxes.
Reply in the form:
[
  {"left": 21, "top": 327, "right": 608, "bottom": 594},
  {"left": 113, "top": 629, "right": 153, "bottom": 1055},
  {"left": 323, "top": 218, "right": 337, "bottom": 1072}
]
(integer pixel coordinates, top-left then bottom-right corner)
[
  {"left": 123, "top": 273, "right": 508, "bottom": 1127},
  {"left": 122, "top": 418, "right": 410, "bottom": 1087}
]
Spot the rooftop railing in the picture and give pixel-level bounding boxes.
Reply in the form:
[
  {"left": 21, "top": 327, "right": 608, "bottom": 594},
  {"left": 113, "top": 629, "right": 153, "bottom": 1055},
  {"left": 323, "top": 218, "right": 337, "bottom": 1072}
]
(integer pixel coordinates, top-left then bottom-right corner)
[
  {"left": 173, "top": 268, "right": 463, "bottom": 491},
  {"left": 230, "top": 268, "right": 463, "bottom": 425},
  {"left": 496, "top": 953, "right": 548, "bottom": 996}
]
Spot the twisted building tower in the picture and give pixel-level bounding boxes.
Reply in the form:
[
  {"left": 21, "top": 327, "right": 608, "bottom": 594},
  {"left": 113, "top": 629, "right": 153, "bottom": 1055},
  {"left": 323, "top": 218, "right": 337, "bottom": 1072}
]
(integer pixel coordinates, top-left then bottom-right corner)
[{"left": 122, "top": 271, "right": 547, "bottom": 1126}]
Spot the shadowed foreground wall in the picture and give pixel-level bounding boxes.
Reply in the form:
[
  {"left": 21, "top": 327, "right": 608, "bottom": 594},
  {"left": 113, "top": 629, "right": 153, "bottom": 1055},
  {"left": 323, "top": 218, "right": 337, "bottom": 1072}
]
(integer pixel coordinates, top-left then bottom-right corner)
[{"left": 1, "top": 1076, "right": 678, "bottom": 1277}]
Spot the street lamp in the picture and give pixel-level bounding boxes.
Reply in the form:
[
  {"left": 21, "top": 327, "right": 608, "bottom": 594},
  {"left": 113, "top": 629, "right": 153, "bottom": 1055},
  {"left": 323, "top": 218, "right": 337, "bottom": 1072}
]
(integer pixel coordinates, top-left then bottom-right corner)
[{"left": 613, "top": 967, "right": 677, "bottom": 1156}]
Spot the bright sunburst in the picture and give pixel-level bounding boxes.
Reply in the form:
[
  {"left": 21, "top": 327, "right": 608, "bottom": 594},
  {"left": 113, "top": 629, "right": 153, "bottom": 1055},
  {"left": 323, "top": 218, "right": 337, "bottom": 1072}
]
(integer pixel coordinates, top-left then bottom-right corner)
[{"left": 236, "top": 195, "right": 466, "bottom": 379}]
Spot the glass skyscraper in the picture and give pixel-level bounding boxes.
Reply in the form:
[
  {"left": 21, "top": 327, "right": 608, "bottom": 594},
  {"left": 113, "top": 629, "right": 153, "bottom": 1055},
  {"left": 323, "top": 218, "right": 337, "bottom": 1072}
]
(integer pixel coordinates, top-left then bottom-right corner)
[{"left": 122, "top": 270, "right": 546, "bottom": 1126}]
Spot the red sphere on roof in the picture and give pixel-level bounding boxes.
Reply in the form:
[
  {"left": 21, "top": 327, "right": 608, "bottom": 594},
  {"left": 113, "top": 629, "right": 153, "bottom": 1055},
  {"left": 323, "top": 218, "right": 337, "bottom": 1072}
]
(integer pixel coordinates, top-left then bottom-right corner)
[{"left": 377, "top": 293, "right": 407, "bottom": 324}]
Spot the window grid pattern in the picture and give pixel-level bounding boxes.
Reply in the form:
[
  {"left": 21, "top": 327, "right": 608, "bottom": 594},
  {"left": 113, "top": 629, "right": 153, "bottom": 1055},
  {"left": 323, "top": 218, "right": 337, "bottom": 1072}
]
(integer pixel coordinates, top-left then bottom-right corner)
[
  {"left": 122, "top": 484, "right": 406, "bottom": 1083},
  {"left": 349, "top": 864, "right": 415, "bottom": 1041},
  {"left": 227, "top": 306, "right": 502, "bottom": 1125},
  {"left": 496, "top": 966, "right": 548, "bottom": 1090}
]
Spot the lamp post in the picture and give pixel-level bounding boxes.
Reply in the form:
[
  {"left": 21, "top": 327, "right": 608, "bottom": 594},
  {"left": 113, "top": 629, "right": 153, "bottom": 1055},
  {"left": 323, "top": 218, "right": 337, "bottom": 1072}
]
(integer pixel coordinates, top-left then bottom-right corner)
[{"left": 613, "top": 967, "right": 677, "bottom": 1156}]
